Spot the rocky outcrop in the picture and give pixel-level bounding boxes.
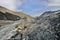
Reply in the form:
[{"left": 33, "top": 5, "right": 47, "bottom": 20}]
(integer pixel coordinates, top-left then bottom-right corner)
[
  {"left": 27, "top": 10, "right": 60, "bottom": 40},
  {"left": 0, "top": 10, "right": 21, "bottom": 26},
  {"left": 0, "top": 11, "right": 21, "bottom": 21},
  {"left": 8, "top": 10, "right": 60, "bottom": 40},
  {"left": 0, "top": 6, "right": 60, "bottom": 40}
]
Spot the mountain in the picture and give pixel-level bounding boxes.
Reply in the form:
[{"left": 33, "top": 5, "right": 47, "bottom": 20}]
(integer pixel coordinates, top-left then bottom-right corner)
[
  {"left": 0, "top": 6, "right": 35, "bottom": 22},
  {"left": 0, "top": 6, "right": 60, "bottom": 40},
  {"left": 9, "top": 10, "right": 60, "bottom": 40},
  {"left": 26, "top": 10, "right": 60, "bottom": 40},
  {"left": 0, "top": 6, "right": 35, "bottom": 26}
]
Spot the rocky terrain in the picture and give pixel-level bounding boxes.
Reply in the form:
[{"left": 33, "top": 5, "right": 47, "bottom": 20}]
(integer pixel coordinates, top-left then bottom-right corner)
[
  {"left": 0, "top": 6, "right": 60, "bottom": 40},
  {"left": 27, "top": 10, "right": 60, "bottom": 40},
  {"left": 0, "top": 6, "right": 35, "bottom": 40},
  {"left": 18, "top": 10, "right": 60, "bottom": 40}
]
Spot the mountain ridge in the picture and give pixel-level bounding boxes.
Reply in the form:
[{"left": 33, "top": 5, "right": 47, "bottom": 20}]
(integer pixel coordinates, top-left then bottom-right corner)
[
  {"left": 0, "top": 6, "right": 35, "bottom": 22},
  {"left": 0, "top": 6, "right": 60, "bottom": 40}
]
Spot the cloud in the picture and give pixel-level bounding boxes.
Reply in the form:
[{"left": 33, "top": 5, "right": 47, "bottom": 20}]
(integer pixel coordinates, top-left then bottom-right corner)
[
  {"left": 0, "top": 0, "right": 23, "bottom": 10},
  {"left": 48, "top": 0, "right": 60, "bottom": 6}
]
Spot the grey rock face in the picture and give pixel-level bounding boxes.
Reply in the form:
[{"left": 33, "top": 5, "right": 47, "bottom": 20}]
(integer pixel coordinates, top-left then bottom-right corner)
[
  {"left": 7, "top": 10, "right": 60, "bottom": 40},
  {"left": 0, "top": 10, "right": 60, "bottom": 40},
  {"left": 0, "top": 20, "right": 24, "bottom": 40},
  {"left": 0, "top": 11, "right": 21, "bottom": 21},
  {"left": 26, "top": 11, "right": 60, "bottom": 40}
]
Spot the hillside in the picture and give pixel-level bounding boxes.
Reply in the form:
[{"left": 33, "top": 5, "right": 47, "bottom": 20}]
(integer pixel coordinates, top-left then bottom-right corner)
[
  {"left": 9, "top": 10, "right": 60, "bottom": 40},
  {"left": 0, "top": 6, "right": 35, "bottom": 26},
  {"left": 0, "top": 6, "right": 60, "bottom": 40},
  {"left": 26, "top": 10, "right": 60, "bottom": 40},
  {"left": 0, "top": 6, "right": 35, "bottom": 22}
]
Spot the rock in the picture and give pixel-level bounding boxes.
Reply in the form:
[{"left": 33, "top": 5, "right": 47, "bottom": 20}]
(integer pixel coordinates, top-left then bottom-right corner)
[
  {"left": 27, "top": 10, "right": 60, "bottom": 40},
  {"left": 0, "top": 6, "right": 60, "bottom": 40},
  {"left": 11, "top": 10, "right": 60, "bottom": 40}
]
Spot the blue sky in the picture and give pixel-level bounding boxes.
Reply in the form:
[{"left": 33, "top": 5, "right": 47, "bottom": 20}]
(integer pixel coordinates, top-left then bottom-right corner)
[{"left": 0, "top": 0, "right": 60, "bottom": 16}]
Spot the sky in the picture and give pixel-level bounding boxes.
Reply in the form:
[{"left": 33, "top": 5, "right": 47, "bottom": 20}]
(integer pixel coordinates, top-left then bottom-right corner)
[{"left": 0, "top": 0, "right": 60, "bottom": 17}]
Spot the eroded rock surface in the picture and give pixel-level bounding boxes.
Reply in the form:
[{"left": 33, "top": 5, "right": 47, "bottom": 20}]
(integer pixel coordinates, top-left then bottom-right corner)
[{"left": 0, "top": 6, "right": 60, "bottom": 40}]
